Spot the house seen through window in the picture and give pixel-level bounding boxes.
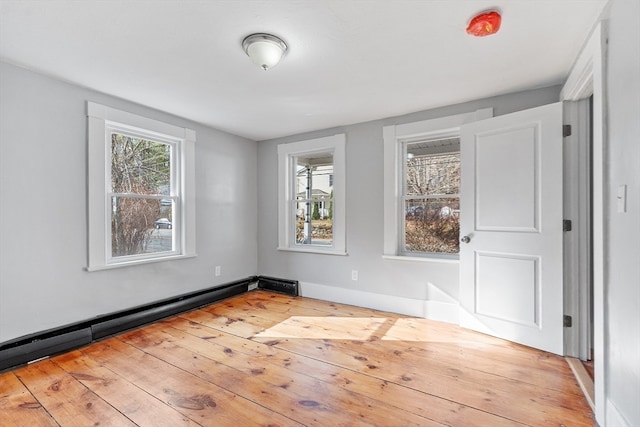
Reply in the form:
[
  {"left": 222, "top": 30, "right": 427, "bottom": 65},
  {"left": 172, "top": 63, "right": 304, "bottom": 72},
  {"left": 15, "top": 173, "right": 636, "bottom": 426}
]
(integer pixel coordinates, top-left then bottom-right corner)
[{"left": 402, "top": 137, "right": 460, "bottom": 255}]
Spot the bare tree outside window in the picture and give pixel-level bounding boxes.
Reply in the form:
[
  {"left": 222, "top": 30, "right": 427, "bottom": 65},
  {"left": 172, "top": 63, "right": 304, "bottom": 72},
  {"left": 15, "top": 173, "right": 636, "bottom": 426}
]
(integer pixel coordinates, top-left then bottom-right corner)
[
  {"left": 110, "top": 134, "right": 172, "bottom": 257},
  {"left": 403, "top": 140, "right": 460, "bottom": 254}
]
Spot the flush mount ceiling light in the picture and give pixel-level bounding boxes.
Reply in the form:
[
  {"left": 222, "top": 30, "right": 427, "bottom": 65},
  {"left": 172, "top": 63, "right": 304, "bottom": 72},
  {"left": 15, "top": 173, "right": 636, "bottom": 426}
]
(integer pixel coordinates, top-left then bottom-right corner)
[{"left": 242, "top": 33, "right": 288, "bottom": 71}]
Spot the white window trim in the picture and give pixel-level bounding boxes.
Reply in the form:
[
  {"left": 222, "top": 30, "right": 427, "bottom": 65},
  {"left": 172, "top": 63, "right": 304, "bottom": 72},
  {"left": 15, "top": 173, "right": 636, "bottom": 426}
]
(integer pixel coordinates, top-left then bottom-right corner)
[
  {"left": 87, "top": 102, "right": 196, "bottom": 271},
  {"left": 382, "top": 108, "right": 493, "bottom": 261},
  {"left": 277, "top": 134, "right": 346, "bottom": 255}
]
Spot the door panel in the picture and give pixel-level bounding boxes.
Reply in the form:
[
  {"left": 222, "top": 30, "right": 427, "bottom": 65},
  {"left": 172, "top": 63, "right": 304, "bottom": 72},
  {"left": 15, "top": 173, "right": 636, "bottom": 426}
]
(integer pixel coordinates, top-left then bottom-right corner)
[
  {"left": 460, "top": 102, "right": 563, "bottom": 355},
  {"left": 476, "top": 126, "right": 537, "bottom": 231},
  {"left": 475, "top": 252, "right": 539, "bottom": 326}
]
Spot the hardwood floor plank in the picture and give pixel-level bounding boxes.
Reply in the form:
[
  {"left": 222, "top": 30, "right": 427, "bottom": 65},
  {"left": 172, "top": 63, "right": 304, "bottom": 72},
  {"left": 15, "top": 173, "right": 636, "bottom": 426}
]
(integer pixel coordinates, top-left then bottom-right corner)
[
  {"left": 164, "top": 316, "right": 525, "bottom": 427},
  {"left": 216, "top": 293, "right": 580, "bottom": 395},
  {"left": 179, "top": 311, "right": 270, "bottom": 334},
  {"left": 0, "top": 290, "right": 595, "bottom": 426},
  {"left": 51, "top": 350, "right": 200, "bottom": 427},
  {"left": 242, "top": 292, "right": 567, "bottom": 363},
  {"left": 179, "top": 306, "right": 266, "bottom": 339},
  {"left": 121, "top": 327, "right": 363, "bottom": 427},
  {"left": 0, "top": 371, "right": 59, "bottom": 427},
  {"left": 252, "top": 334, "right": 594, "bottom": 426},
  {"left": 121, "top": 324, "right": 443, "bottom": 427},
  {"left": 14, "top": 359, "right": 137, "bottom": 427},
  {"left": 187, "top": 292, "right": 594, "bottom": 425},
  {"left": 238, "top": 292, "right": 576, "bottom": 381},
  {"left": 82, "top": 338, "right": 301, "bottom": 427}
]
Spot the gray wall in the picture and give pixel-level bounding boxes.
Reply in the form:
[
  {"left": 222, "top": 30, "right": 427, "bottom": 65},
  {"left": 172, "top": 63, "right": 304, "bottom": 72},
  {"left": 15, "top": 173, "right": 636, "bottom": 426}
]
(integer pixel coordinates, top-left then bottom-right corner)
[
  {"left": 0, "top": 62, "right": 258, "bottom": 343},
  {"left": 257, "top": 86, "right": 561, "bottom": 311},
  {"left": 605, "top": 0, "right": 640, "bottom": 424}
]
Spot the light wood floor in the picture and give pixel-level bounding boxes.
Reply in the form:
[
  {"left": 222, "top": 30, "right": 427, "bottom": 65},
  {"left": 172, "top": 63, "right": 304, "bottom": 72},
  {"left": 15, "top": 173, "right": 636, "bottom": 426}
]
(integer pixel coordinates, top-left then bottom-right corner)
[{"left": 0, "top": 290, "right": 595, "bottom": 426}]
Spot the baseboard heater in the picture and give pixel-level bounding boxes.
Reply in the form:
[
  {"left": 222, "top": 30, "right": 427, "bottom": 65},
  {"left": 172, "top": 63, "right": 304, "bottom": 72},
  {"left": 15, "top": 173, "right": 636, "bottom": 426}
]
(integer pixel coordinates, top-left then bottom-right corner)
[
  {"left": 0, "top": 276, "right": 257, "bottom": 371},
  {"left": 0, "top": 275, "right": 298, "bottom": 372},
  {"left": 256, "top": 275, "right": 299, "bottom": 296}
]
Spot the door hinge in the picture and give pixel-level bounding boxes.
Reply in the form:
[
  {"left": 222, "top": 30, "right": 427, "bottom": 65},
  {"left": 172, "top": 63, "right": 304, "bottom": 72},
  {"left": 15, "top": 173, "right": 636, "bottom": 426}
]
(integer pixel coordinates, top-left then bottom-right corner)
[
  {"left": 563, "top": 124, "right": 572, "bottom": 137},
  {"left": 563, "top": 219, "right": 572, "bottom": 232},
  {"left": 563, "top": 315, "right": 573, "bottom": 328}
]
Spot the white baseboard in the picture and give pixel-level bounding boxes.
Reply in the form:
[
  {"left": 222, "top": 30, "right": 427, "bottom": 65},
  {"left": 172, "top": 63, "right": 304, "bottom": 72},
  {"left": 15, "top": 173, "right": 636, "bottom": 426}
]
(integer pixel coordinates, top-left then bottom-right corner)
[
  {"left": 299, "top": 282, "right": 459, "bottom": 324},
  {"left": 606, "top": 398, "right": 630, "bottom": 427},
  {"left": 424, "top": 300, "right": 460, "bottom": 324}
]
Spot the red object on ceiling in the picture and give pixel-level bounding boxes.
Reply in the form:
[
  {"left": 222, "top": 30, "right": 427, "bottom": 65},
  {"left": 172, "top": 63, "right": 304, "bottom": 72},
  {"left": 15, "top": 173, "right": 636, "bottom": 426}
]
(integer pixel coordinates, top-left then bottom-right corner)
[{"left": 466, "top": 11, "right": 502, "bottom": 37}]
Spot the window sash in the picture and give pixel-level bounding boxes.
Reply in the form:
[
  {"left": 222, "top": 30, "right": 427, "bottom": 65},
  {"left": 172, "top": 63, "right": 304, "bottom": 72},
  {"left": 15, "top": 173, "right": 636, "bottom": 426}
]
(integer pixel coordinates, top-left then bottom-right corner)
[
  {"left": 289, "top": 155, "right": 334, "bottom": 248},
  {"left": 108, "top": 194, "right": 180, "bottom": 262},
  {"left": 106, "top": 127, "right": 182, "bottom": 262},
  {"left": 400, "top": 195, "right": 460, "bottom": 255},
  {"left": 291, "top": 195, "right": 334, "bottom": 247},
  {"left": 107, "top": 126, "right": 179, "bottom": 194}
]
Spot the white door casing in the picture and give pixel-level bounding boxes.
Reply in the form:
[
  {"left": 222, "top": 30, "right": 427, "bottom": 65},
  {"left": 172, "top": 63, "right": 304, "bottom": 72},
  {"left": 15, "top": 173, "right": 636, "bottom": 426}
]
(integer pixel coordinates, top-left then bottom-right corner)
[{"left": 459, "top": 102, "right": 564, "bottom": 355}]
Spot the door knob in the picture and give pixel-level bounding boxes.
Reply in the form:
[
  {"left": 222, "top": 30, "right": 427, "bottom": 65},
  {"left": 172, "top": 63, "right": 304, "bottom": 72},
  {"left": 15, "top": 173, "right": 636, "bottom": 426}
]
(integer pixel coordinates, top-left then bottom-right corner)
[{"left": 460, "top": 235, "right": 471, "bottom": 244}]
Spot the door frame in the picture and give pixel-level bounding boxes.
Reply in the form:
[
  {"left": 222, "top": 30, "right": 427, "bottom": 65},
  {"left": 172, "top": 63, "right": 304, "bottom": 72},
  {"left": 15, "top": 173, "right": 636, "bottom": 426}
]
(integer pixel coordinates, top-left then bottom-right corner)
[
  {"left": 560, "top": 21, "right": 607, "bottom": 425},
  {"left": 562, "top": 98, "right": 591, "bottom": 360}
]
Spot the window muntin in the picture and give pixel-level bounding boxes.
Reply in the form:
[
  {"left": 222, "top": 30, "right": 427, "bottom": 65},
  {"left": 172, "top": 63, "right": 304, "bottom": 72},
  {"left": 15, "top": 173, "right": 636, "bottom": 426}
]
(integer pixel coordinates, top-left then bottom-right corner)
[
  {"left": 401, "top": 138, "right": 460, "bottom": 255},
  {"left": 109, "top": 131, "right": 178, "bottom": 259}
]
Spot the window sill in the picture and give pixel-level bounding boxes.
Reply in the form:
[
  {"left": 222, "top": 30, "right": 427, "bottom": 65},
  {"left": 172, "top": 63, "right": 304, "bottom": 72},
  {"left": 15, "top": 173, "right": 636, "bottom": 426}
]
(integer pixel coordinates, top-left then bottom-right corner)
[
  {"left": 87, "top": 253, "right": 197, "bottom": 272},
  {"left": 382, "top": 254, "right": 459, "bottom": 264},
  {"left": 278, "top": 247, "right": 348, "bottom": 256}
]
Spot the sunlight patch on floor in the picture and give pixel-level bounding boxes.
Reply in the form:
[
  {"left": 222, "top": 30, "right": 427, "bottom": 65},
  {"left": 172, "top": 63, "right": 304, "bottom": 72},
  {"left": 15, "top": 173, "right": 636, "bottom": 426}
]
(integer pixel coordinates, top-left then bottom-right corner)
[
  {"left": 253, "top": 316, "right": 498, "bottom": 345},
  {"left": 382, "top": 318, "right": 457, "bottom": 342},
  {"left": 253, "top": 316, "right": 388, "bottom": 340}
]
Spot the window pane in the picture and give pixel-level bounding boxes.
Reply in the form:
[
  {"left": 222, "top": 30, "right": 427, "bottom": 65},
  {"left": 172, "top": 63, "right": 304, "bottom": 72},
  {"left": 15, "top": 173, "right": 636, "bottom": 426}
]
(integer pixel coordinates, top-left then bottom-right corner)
[
  {"left": 404, "top": 198, "right": 460, "bottom": 254},
  {"left": 111, "top": 133, "right": 171, "bottom": 195},
  {"left": 295, "top": 200, "right": 333, "bottom": 246},
  {"left": 295, "top": 161, "right": 334, "bottom": 199},
  {"left": 406, "top": 144, "right": 460, "bottom": 196},
  {"left": 111, "top": 196, "right": 173, "bottom": 257}
]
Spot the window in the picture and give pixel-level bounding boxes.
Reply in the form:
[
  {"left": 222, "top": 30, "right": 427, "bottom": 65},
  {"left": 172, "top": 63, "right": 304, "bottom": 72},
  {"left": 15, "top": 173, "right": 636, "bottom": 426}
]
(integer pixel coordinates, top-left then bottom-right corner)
[
  {"left": 278, "top": 134, "right": 346, "bottom": 255},
  {"left": 383, "top": 108, "right": 493, "bottom": 260},
  {"left": 87, "top": 102, "right": 196, "bottom": 270},
  {"left": 402, "top": 138, "right": 460, "bottom": 255}
]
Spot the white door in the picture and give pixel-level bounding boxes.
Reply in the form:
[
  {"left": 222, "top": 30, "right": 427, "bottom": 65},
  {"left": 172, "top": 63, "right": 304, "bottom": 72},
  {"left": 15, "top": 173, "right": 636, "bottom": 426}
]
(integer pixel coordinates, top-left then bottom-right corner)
[{"left": 459, "top": 102, "right": 564, "bottom": 355}]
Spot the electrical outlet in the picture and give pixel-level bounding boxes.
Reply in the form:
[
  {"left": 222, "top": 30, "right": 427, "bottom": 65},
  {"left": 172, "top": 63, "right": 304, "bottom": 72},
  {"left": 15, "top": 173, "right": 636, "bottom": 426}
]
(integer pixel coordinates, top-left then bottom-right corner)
[
  {"left": 215, "top": 266, "right": 221, "bottom": 276},
  {"left": 351, "top": 270, "right": 358, "bottom": 281}
]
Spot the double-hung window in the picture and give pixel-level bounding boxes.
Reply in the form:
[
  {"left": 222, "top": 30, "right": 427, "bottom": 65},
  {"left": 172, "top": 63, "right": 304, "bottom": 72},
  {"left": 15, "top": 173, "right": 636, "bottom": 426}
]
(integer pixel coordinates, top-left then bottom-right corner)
[
  {"left": 383, "top": 108, "right": 493, "bottom": 260},
  {"left": 87, "top": 102, "right": 196, "bottom": 270},
  {"left": 278, "top": 134, "right": 346, "bottom": 255}
]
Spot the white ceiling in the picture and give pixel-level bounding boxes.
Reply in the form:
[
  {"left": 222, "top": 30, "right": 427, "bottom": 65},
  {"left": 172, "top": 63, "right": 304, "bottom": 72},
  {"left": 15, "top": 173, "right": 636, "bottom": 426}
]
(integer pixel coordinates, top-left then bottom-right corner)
[{"left": 0, "top": 0, "right": 607, "bottom": 141}]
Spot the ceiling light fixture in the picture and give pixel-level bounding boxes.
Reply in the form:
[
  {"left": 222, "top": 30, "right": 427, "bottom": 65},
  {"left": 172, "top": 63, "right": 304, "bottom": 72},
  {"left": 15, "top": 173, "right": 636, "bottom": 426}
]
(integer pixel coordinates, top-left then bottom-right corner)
[{"left": 242, "top": 33, "right": 288, "bottom": 71}]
